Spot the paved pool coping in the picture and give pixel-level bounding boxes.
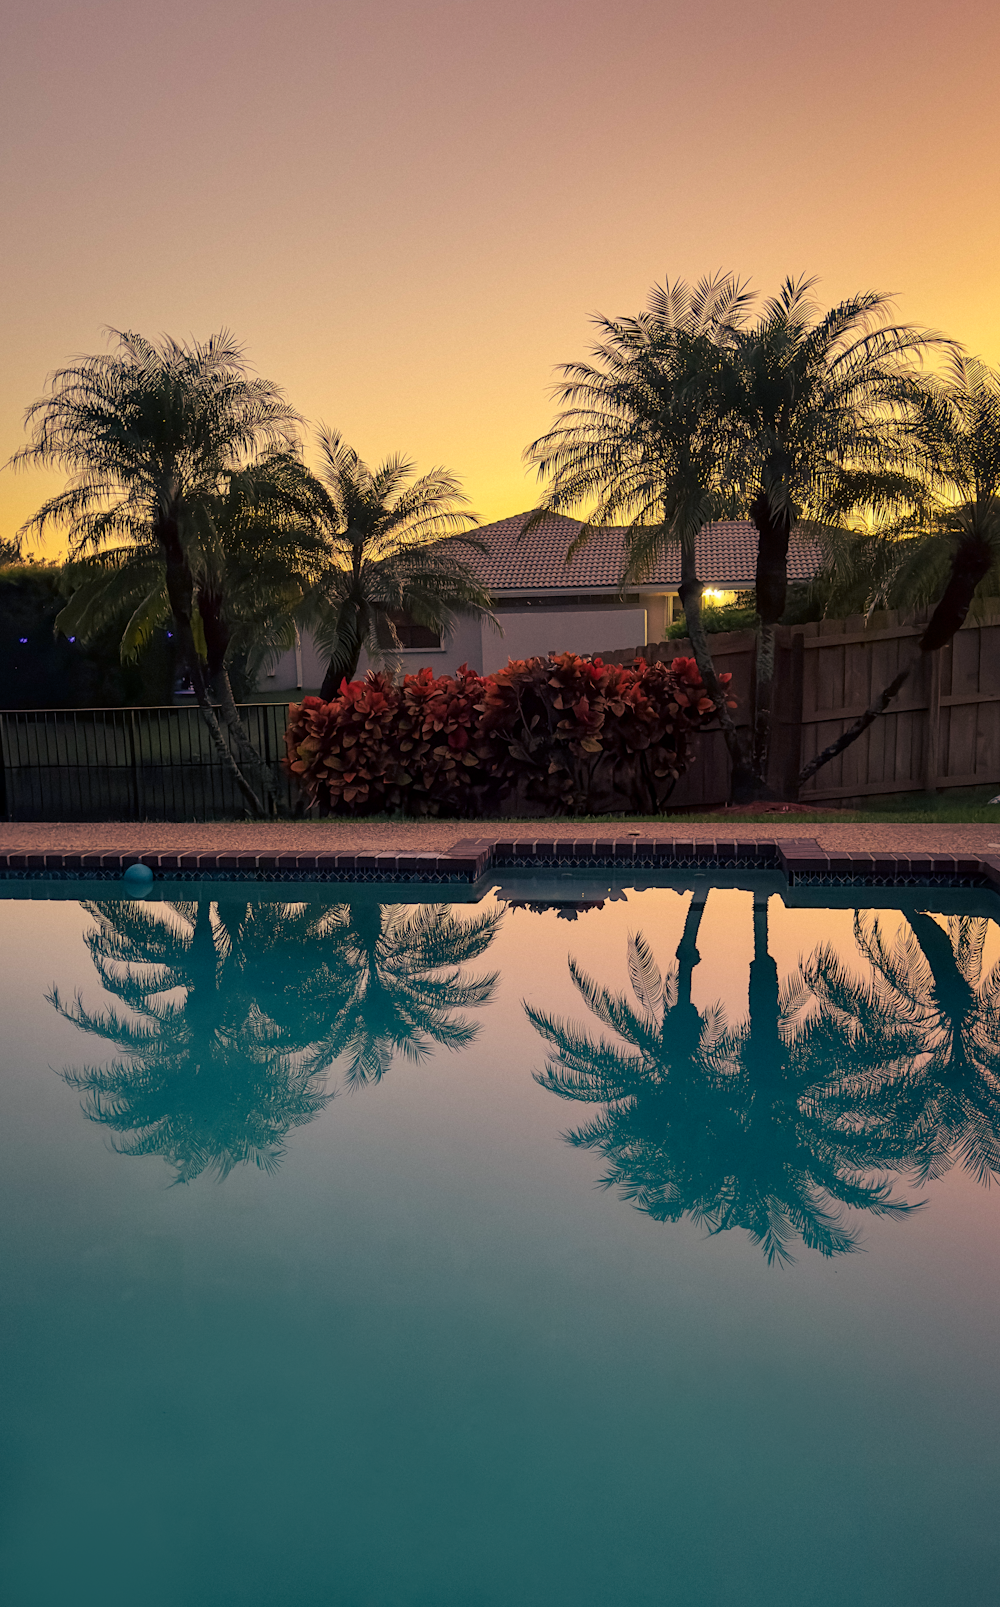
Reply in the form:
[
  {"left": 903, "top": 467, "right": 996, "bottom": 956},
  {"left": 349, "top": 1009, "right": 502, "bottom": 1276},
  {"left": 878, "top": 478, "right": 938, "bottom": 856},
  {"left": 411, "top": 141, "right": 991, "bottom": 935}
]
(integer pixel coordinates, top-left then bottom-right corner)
[{"left": 2, "top": 833, "right": 1000, "bottom": 892}]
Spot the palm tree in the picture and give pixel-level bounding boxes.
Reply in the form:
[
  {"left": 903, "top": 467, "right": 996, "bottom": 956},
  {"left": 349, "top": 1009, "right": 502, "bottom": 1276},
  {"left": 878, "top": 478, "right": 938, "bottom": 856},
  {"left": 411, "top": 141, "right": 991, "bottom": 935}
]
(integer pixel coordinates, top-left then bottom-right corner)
[
  {"left": 55, "top": 449, "right": 322, "bottom": 805},
  {"left": 296, "top": 428, "right": 496, "bottom": 699},
  {"left": 299, "top": 900, "right": 503, "bottom": 1088},
  {"left": 728, "top": 278, "right": 941, "bottom": 789},
  {"left": 799, "top": 354, "right": 1000, "bottom": 786},
  {"left": 529, "top": 891, "right": 921, "bottom": 1263},
  {"left": 806, "top": 911, "right": 1000, "bottom": 1187},
  {"left": 524, "top": 274, "right": 757, "bottom": 796},
  {"left": 10, "top": 330, "right": 300, "bottom": 813},
  {"left": 48, "top": 897, "right": 337, "bottom": 1182}
]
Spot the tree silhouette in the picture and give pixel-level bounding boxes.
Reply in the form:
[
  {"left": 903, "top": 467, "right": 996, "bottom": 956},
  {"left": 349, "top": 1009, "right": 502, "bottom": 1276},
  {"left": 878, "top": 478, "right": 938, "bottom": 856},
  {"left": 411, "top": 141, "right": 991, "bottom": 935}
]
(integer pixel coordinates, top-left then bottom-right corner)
[
  {"left": 801, "top": 355, "right": 1000, "bottom": 787},
  {"left": 524, "top": 274, "right": 756, "bottom": 794},
  {"left": 295, "top": 428, "right": 495, "bottom": 697},
  {"left": 12, "top": 331, "right": 301, "bottom": 813},
  {"left": 726, "top": 279, "right": 938, "bottom": 784}
]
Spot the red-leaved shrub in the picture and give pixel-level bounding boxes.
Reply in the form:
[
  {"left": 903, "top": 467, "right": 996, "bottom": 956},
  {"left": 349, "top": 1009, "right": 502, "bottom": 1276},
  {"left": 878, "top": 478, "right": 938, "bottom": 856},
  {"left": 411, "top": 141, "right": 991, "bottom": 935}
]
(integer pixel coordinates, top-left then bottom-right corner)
[{"left": 284, "top": 653, "right": 733, "bottom": 817}]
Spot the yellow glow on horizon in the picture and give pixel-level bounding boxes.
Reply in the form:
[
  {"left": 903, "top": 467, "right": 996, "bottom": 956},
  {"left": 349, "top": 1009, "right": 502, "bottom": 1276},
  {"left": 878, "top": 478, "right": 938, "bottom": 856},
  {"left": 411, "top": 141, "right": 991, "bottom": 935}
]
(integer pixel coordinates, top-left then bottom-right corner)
[{"left": 3, "top": 0, "right": 1000, "bottom": 564}]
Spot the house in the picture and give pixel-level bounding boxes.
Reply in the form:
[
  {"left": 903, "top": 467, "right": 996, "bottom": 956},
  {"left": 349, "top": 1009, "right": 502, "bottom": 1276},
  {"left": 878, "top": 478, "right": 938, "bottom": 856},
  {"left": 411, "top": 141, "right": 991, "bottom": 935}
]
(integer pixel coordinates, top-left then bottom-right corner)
[{"left": 261, "top": 511, "right": 823, "bottom": 692}]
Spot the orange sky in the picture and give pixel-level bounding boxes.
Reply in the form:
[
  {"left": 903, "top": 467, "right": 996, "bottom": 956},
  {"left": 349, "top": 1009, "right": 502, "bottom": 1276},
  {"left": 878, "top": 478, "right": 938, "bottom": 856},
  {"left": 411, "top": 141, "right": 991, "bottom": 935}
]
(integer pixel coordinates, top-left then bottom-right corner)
[{"left": 2, "top": 0, "right": 999, "bottom": 558}]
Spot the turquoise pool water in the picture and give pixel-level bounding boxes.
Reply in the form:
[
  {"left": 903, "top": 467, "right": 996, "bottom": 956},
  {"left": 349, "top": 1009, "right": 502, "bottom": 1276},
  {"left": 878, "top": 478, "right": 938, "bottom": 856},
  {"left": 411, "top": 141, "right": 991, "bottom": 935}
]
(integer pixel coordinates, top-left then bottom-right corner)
[{"left": 2, "top": 874, "right": 1000, "bottom": 1607}]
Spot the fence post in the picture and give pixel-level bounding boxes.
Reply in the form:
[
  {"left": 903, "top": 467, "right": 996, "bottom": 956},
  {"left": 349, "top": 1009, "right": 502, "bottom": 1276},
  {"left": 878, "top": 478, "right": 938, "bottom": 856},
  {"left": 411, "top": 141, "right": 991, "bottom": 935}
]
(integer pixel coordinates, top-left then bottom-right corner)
[
  {"left": 0, "top": 715, "right": 8, "bottom": 821},
  {"left": 128, "top": 709, "right": 144, "bottom": 820},
  {"left": 767, "top": 628, "right": 805, "bottom": 800}
]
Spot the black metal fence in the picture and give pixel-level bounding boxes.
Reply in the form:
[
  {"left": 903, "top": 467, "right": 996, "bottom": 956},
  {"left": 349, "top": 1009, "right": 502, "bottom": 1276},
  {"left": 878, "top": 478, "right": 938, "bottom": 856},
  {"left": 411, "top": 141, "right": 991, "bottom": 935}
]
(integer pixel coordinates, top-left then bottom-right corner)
[{"left": 0, "top": 704, "right": 297, "bottom": 821}]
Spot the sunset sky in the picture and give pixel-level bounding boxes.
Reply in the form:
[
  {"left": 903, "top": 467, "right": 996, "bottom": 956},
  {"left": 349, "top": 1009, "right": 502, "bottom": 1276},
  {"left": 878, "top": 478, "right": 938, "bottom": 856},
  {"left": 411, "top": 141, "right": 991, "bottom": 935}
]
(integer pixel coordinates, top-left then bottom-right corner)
[{"left": 2, "top": 0, "right": 998, "bottom": 557}]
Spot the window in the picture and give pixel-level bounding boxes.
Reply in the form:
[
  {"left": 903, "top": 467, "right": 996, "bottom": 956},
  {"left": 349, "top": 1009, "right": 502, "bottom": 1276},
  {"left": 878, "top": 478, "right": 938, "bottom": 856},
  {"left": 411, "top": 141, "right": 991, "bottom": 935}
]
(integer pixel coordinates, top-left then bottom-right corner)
[{"left": 388, "top": 610, "right": 442, "bottom": 650}]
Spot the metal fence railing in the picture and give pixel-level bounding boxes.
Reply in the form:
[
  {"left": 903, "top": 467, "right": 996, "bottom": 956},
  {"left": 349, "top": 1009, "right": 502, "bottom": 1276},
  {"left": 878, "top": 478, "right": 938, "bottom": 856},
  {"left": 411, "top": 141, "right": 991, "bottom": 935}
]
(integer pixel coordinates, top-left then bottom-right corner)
[{"left": 0, "top": 703, "right": 297, "bottom": 821}]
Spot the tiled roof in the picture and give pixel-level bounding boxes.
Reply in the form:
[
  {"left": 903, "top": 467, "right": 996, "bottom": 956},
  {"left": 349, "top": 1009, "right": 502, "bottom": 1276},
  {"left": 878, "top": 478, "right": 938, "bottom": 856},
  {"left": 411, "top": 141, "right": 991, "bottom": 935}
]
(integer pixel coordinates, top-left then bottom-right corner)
[{"left": 454, "top": 511, "right": 822, "bottom": 593}]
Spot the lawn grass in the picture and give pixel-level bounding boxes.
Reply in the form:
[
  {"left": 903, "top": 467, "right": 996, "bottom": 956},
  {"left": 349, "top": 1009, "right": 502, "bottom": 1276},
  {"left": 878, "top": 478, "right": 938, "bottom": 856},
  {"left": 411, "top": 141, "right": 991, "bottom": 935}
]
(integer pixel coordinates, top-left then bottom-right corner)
[
  {"left": 672, "top": 808, "right": 1000, "bottom": 824},
  {"left": 285, "top": 791, "right": 1000, "bottom": 827}
]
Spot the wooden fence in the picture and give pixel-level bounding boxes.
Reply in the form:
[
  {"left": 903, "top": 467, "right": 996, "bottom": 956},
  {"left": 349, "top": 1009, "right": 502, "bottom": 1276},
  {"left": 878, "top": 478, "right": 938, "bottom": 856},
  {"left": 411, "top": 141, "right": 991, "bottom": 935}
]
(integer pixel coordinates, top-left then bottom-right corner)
[
  {"left": 6, "top": 613, "right": 1000, "bottom": 817},
  {"left": 600, "top": 606, "right": 1000, "bottom": 808}
]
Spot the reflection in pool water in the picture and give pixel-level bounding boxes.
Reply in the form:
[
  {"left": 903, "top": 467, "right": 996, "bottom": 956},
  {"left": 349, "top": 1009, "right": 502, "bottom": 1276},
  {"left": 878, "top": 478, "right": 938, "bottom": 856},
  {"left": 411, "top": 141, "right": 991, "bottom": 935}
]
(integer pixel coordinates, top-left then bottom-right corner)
[
  {"left": 49, "top": 898, "right": 502, "bottom": 1179},
  {"left": 4, "top": 878, "right": 1000, "bottom": 1607},
  {"left": 531, "top": 890, "right": 1000, "bottom": 1262},
  {"left": 810, "top": 909, "right": 1000, "bottom": 1186},
  {"left": 529, "top": 890, "right": 924, "bottom": 1263},
  {"left": 46, "top": 888, "right": 1000, "bottom": 1251}
]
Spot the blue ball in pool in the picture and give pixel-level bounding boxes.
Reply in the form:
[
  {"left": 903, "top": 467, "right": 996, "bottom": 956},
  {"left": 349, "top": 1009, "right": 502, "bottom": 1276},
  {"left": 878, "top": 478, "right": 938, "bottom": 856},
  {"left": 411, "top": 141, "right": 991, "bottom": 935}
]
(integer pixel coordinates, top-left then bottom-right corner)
[{"left": 123, "top": 861, "right": 154, "bottom": 887}]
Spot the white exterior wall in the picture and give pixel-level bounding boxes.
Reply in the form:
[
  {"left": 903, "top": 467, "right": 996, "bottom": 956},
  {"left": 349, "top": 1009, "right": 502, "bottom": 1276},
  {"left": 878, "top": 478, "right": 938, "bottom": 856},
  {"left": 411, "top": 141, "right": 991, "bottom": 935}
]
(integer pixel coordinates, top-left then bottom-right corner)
[
  {"left": 261, "top": 632, "right": 326, "bottom": 695},
  {"left": 257, "top": 604, "right": 647, "bottom": 695},
  {"left": 481, "top": 607, "right": 647, "bottom": 674}
]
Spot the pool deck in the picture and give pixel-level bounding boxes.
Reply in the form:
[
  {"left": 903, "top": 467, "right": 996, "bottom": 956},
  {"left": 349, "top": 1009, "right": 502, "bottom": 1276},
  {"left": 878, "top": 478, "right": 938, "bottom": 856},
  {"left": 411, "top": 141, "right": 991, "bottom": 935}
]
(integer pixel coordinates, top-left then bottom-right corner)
[
  {"left": 3, "top": 819, "right": 1000, "bottom": 887},
  {"left": 3, "top": 819, "right": 1000, "bottom": 855}
]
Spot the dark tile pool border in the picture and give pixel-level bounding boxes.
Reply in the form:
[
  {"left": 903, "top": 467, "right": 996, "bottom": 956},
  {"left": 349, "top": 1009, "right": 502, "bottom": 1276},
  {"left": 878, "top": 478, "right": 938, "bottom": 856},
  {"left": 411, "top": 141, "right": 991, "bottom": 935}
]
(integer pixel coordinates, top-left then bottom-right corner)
[{"left": 2, "top": 836, "right": 1000, "bottom": 895}]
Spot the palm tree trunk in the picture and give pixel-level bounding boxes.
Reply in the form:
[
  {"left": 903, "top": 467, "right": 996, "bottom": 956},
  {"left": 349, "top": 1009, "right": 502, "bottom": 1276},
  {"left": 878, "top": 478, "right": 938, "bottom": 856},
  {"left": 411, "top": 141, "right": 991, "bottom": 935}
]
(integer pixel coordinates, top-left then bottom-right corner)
[
  {"left": 747, "top": 889, "right": 782, "bottom": 1077},
  {"left": 157, "top": 519, "right": 264, "bottom": 816},
  {"left": 210, "top": 667, "right": 282, "bottom": 816},
  {"left": 319, "top": 618, "right": 365, "bottom": 700},
  {"left": 320, "top": 652, "right": 360, "bottom": 702},
  {"left": 675, "top": 884, "right": 708, "bottom": 1005},
  {"left": 199, "top": 589, "right": 281, "bottom": 812},
  {"left": 678, "top": 540, "right": 757, "bottom": 803},
  {"left": 797, "top": 658, "right": 916, "bottom": 787},
  {"left": 907, "top": 911, "right": 976, "bottom": 1025},
  {"left": 749, "top": 488, "right": 791, "bottom": 793}
]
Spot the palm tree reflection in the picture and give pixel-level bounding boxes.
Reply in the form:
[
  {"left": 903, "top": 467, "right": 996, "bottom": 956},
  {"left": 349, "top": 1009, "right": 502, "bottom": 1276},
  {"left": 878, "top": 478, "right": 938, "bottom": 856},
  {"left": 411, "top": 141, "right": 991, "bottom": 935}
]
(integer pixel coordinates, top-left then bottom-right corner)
[
  {"left": 51, "top": 895, "right": 501, "bottom": 1180},
  {"left": 529, "top": 890, "right": 925, "bottom": 1263},
  {"left": 293, "top": 902, "right": 503, "bottom": 1089},
  {"left": 807, "top": 912, "right": 1000, "bottom": 1187}
]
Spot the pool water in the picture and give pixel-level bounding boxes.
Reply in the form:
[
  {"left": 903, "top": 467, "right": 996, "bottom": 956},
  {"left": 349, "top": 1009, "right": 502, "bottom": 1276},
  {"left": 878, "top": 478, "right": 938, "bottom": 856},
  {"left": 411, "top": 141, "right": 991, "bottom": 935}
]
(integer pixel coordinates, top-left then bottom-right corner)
[{"left": 2, "top": 874, "right": 1000, "bottom": 1607}]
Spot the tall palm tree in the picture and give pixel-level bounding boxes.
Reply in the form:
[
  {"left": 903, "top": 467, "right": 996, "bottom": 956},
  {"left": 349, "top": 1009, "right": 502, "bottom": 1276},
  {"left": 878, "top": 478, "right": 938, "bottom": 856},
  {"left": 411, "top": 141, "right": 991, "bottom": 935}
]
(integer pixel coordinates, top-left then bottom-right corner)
[
  {"left": 10, "top": 330, "right": 299, "bottom": 813},
  {"left": 799, "top": 354, "right": 1000, "bottom": 786},
  {"left": 54, "top": 449, "right": 322, "bottom": 806},
  {"left": 524, "top": 274, "right": 757, "bottom": 795},
  {"left": 297, "top": 428, "right": 496, "bottom": 699},
  {"left": 529, "top": 892, "right": 921, "bottom": 1263},
  {"left": 728, "top": 278, "right": 941, "bottom": 787},
  {"left": 48, "top": 898, "right": 337, "bottom": 1182}
]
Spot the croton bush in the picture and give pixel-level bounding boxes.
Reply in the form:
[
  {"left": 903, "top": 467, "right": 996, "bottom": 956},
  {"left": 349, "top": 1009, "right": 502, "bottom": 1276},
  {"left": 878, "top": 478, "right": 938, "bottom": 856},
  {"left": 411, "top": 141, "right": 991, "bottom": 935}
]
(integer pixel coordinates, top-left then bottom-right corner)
[{"left": 283, "top": 652, "right": 733, "bottom": 817}]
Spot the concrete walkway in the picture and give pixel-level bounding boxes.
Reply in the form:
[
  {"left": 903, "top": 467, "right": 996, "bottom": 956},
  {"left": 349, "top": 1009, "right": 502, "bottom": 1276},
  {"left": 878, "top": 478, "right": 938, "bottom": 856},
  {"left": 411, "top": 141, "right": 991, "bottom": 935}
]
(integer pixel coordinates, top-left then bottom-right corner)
[{"left": 3, "top": 818, "right": 1000, "bottom": 855}]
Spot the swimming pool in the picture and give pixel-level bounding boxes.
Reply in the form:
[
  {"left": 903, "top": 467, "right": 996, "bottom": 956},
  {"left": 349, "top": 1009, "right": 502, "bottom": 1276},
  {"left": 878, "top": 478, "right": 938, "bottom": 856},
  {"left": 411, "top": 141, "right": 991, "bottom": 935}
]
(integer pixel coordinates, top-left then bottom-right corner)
[{"left": 2, "top": 871, "right": 999, "bottom": 1606}]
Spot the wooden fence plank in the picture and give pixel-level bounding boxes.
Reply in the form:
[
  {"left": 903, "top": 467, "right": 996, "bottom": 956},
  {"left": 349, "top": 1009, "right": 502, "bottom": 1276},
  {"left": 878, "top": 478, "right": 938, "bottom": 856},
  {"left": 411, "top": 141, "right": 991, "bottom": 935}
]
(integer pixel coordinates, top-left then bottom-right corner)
[
  {"left": 925, "top": 652, "right": 942, "bottom": 791},
  {"left": 595, "top": 607, "right": 1000, "bottom": 807}
]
